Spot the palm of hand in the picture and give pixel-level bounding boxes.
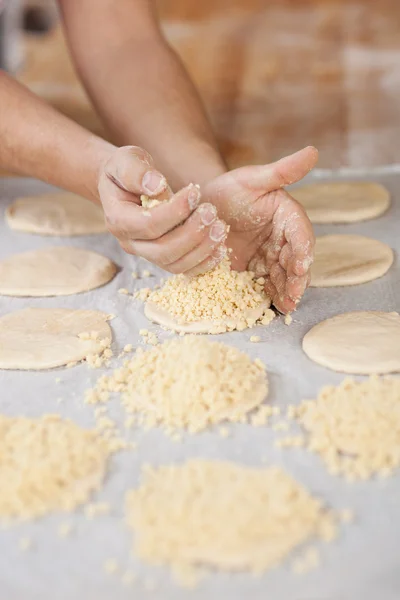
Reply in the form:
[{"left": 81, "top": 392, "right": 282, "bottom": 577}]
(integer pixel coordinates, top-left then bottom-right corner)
[{"left": 202, "top": 148, "right": 318, "bottom": 313}]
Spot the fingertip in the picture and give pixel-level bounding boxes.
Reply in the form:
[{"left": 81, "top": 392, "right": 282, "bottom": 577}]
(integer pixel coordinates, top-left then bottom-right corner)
[
  {"left": 197, "top": 203, "right": 218, "bottom": 226},
  {"left": 303, "top": 145, "right": 319, "bottom": 169},
  {"left": 142, "top": 170, "right": 168, "bottom": 196},
  {"left": 293, "top": 255, "right": 313, "bottom": 276},
  {"left": 187, "top": 183, "right": 201, "bottom": 210}
]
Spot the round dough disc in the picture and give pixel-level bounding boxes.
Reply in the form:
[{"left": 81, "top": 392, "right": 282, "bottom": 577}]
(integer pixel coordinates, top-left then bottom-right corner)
[
  {"left": 0, "top": 247, "right": 117, "bottom": 297},
  {"left": 303, "top": 311, "right": 400, "bottom": 374},
  {"left": 6, "top": 192, "right": 107, "bottom": 236},
  {"left": 144, "top": 300, "right": 270, "bottom": 334},
  {"left": 0, "top": 308, "right": 112, "bottom": 370},
  {"left": 310, "top": 234, "right": 393, "bottom": 287},
  {"left": 292, "top": 181, "right": 390, "bottom": 223}
]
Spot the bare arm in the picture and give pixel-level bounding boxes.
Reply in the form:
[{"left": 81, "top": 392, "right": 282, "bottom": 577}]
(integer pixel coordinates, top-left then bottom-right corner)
[
  {"left": 0, "top": 70, "right": 113, "bottom": 202},
  {"left": 0, "top": 71, "right": 228, "bottom": 275},
  {"left": 59, "top": 0, "right": 227, "bottom": 190}
]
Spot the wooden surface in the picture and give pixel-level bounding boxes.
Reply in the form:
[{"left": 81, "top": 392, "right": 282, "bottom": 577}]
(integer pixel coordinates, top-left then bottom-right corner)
[{"left": 13, "top": 0, "right": 400, "bottom": 169}]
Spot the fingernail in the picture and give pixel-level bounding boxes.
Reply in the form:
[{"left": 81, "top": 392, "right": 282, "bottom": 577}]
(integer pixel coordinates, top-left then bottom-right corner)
[
  {"left": 188, "top": 185, "right": 201, "bottom": 210},
  {"left": 209, "top": 220, "right": 227, "bottom": 242},
  {"left": 198, "top": 203, "right": 217, "bottom": 226},
  {"left": 142, "top": 170, "right": 166, "bottom": 195}
]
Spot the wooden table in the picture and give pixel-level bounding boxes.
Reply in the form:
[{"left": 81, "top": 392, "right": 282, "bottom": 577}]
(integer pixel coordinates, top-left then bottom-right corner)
[{"left": 13, "top": 0, "right": 400, "bottom": 170}]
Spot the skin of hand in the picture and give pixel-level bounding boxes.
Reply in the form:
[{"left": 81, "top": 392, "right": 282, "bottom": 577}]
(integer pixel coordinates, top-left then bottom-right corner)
[
  {"left": 201, "top": 147, "right": 319, "bottom": 313},
  {"left": 98, "top": 146, "right": 229, "bottom": 276}
]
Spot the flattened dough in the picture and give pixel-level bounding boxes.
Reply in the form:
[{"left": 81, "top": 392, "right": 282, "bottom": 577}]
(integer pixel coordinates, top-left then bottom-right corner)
[
  {"left": 293, "top": 181, "right": 390, "bottom": 223},
  {"left": 311, "top": 234, "right": 393, "bottom": 287},
  {"left": 303, "top": 311, "right": 400, "bottom": 374},
  {"left": 0, "top": 308, "right": 112, "bottom": 370},
  {"left": 0, "top": 247, "right": 117, "bottom": 296},
  {"left": 6, "top": 192, "right": 107, "bottom": 236},
  {"left": 144, "top": 300, "right": 270, "bottom": 334}
]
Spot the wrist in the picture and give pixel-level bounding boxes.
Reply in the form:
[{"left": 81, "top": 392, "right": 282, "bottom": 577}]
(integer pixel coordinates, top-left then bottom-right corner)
[
  {"left": 163, "top": 140, "right": 227, "bottom": 191},
  {"left": 84, "top": 137, "right": 116, "bottom": 204}
]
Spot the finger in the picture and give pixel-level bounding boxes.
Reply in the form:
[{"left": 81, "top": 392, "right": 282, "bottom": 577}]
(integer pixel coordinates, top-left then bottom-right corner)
[
  {"left": 268, "top": 191, "right": 314, "bottom": 277},
  {"left": 278, "top": 242, "right": 292, "bottom": 271},
  {"left": 268, "top": 263, "right": 303, "bottom": 314},
  {"left": 265, "top": 278, "right": 297, "bottom": 314},
  {"left": 283, "top": 202, "right": 315, "bottom": 277},
  {"left": 104, "top": 183, "right": 201, "bottom": 241},
  {"left": 285, "top": 273, "right": 309, "bottom": 303},
  {"left": 269, "top": 262, "right": 287, "bottom": 301},
  {"left": 103, "top": 145, "right": 169, "bottom": 200},
  {"left": 235, "top": 146, "right": 319, "bottom": 193},
  {"left": 169, "top": 226, "right": 227, "bottom": 275},
  {"left": 183, "top": 244, "right": 228, "bottom": 277},
  {"left": 128, "top": 207, "right": 224, "bottom": 266}
]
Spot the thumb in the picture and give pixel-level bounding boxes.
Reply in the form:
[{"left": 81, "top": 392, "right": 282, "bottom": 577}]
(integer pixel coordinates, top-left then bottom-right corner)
[
  {"left": 102, "top": 146, "right": 172, "bottom": 203},
  {"left": 237, "top": 146, "right": 319, "bottom": 192}
]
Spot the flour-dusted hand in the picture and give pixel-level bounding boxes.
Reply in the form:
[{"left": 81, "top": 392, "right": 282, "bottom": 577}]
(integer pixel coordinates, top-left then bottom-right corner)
[
  {"left": 98, "top": 146, "right": 228, "bottom": 275},
  {"left": 201, "top": 147, "right": 319, "bottom": 313}
]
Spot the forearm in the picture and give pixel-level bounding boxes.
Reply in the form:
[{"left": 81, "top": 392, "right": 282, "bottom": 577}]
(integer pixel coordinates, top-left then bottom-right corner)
[
  {"left": 60, "top": 0, "right": 227, "bottom": 190},
  {"left": 0, "top": 71, "right": 114, "bottom": 202}
]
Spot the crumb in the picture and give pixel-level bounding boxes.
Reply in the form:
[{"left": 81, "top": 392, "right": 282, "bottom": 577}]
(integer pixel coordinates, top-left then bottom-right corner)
[
  {"left": 339, "top": 509, "right": 354, "bottom": 523},
  {"left": 219, "top": 426, "right": 230, "bottom": 438},
  {"left": 84, "top": 502, "right": 111, "bottom": 519},
  {"left": 121, "top": 571, "right": 136, "bottom": 586},
  {"left": 272, "top": 421, "right": 289, "bottom": 432},
  {"left": 19, "top": 537, "right": 32, "bottom": 551},
  {"left": 58, "top": 522, "right": 73, "bottom": 538},
  {"left": 104, "top": 558, "right": 119, "bottom": 574}
]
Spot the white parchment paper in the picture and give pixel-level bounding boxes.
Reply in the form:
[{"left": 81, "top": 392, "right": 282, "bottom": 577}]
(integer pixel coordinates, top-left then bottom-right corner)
[{"left": 0, "top": 168, "right": 399, "bottom": 600}]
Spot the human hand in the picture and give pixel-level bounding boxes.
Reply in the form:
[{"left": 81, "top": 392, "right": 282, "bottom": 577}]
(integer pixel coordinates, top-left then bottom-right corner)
[
  {"left": 201, "top": 147, "right": 319, "bottom": 313},
  {"left": 98, "top": 146, "right": 229, "bottom": 275}
]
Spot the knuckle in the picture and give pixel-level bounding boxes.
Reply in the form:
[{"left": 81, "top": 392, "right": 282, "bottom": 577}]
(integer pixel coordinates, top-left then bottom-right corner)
[
  {"left": 165, "top": 262, "right": 180, "bottom": 274},
  {"left": 123, "top": 145, "right": 154, "bottom": 166},
  {"left": 143, "top": 221, "right": 162, "bottom": 240}
]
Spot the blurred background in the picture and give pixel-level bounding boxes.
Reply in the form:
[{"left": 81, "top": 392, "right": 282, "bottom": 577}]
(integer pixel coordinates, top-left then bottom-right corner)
[{"left": 2, "top": 0, "right": 400, "bottom": 170}]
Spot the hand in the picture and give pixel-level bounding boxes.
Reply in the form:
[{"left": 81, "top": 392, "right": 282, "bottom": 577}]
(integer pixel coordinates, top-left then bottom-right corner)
[
  {"left": 98, "top": 146, "right": 229, "bottom": 275},
  {"left": 201, "top": 147, "right": 319, "bottom": 313}
]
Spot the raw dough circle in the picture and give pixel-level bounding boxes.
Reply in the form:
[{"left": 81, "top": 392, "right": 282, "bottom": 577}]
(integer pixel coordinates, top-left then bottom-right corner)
[
  {"left": 310, "top": 234, "right": 393, "bottom": 287},
  {"left": 144, "top": 300, "right": 270, "bottom": 334},
  {"left": 6, "top": 192, "right": 107, "bottom": 236},
  {"left": 0, "top": 247, "right": 117, "bottom": 296},
  {"left": 303, "top": 311, "right": 400, "bottom": 374},
  {"left": 0, "top": 308, "right": 112, "bottom": 370},
  {"left": 293, "top": 181, "right": 390, "bottom": 223}
]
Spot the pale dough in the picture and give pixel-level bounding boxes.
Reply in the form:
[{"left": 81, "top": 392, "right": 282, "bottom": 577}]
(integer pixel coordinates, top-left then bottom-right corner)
[
  {"left": 303, "top": 311, "right": 400, "bottom": 374},
  {"left": 292, "top": 181, "right": 390, "bottom": 223},
  {"left": 0, "top": 308, "right": 112, "bottom": 370},
  {"left": 144, "top": 300, "right": 270, "bottom": 334},
  {"left": 0, "top": 247, "right": 117, "bottom": 296},
  {"left": 310, "top": 234, "right": 393, "bottom": 287},
  {"left": 6, "top": 192, "right": 107, "bottom": 236}
]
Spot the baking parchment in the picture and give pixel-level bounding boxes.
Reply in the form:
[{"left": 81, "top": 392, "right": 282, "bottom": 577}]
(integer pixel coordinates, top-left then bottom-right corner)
[{"left": 0, "top": 166, "right": 399, "bottom": 600}]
